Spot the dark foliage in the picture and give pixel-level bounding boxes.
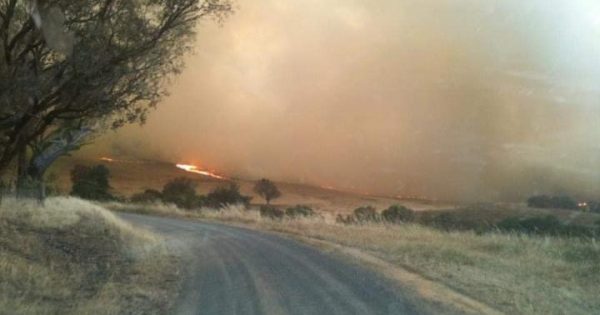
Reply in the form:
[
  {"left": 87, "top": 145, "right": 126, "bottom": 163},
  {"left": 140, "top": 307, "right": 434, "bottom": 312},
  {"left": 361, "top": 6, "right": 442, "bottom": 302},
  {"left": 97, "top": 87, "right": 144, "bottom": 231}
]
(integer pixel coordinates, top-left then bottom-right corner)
[
  {"left": 260, "top": 205, "right": 284, "bottom": 219},
  {"left": 70, "top": 164, "right": 113, "bottom": 201},
  {"left": 204, "top": 183, "right": 252, "bottom": 209},
  {"left": 253, "top": 178, "right": 281, "bottom": 204},
  {"left": 527, "top": 195, "right": 578, "bottom": 210},
  {"left": 0, "top": 1, "right": 233, "bottom": 177},
  {"left": 161, "top": 177, "right": 200, "bottom": 209},
  {"left": 353, "top": 206, "right": 380, "bottom": 222},
  {"left": 381, "top": 205, "right": 415, "bottom": 223},
  {"left": 130, "top": 189, "right": 163, "bottom": 204},
  {"left": 285, "top": 205, "right": 315, "bottom": 218}
]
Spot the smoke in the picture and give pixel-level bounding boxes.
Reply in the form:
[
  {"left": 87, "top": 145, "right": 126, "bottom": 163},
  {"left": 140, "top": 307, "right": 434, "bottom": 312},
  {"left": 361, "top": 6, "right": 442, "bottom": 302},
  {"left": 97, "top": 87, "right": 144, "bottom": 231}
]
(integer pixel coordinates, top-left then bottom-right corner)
[{"left": 88, "top": 0, "right": 600, "bottom": 201}]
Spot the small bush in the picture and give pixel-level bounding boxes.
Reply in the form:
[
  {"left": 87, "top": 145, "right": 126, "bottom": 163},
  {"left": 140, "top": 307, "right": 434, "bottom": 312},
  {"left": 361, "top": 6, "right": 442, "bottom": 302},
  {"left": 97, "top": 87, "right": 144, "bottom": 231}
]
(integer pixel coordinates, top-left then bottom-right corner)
[
  {"left": 70, "top": 164, "right": 113, "bottom": 201},
  {"left": 285, "top": 205, "right": 314, "bottom": 218},
  {"left": 130, "top": 189, "right": 163, "bottom": 204},
  {"left": 353, "top": 206, "right": 380, "bottom": 222},
  {"left": 204, "top": 183, "right": 252, "bottom": 209},
  {"left": 161, "top": 177, "right": 200, "bottom": 209},
  {"left": 260, "top": 205, "right": 284, "bottom": 219},
  {"left": 527, "top": 195, "right": 578, "bottom": 210},
  {"left": 381, "top": 205, "right": 414, "bottom": 223}
]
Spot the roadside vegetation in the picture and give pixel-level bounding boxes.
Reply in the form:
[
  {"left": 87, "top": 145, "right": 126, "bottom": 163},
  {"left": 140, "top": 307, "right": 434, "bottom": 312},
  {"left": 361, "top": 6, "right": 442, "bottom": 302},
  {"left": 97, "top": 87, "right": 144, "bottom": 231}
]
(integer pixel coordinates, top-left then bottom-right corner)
[
  {"left": 0, "top": 197, "right": 179, "bottom": 314},
  {"left": 104, "top": 183, "right": 600, "bottom": 315},
  {"left": 69, "top": 169, "right": 600, "bottom": 314}
]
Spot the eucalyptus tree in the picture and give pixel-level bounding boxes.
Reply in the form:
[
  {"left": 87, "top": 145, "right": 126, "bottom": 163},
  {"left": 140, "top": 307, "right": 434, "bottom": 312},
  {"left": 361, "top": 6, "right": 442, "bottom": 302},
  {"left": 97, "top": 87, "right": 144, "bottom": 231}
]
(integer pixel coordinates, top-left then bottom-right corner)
[{"left": 0, "top": 0, "right": 231, "bottom": 197}]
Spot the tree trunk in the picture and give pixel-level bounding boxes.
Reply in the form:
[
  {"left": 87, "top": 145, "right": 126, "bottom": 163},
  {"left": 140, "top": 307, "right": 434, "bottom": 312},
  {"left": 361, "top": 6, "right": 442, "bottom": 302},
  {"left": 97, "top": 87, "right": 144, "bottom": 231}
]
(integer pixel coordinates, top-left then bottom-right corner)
[
  {"left": 15, "top": 145, "right": 28, "bottom": 199},
  {"left": 28, "top": 162, "right": 46, "bottom": 204}
]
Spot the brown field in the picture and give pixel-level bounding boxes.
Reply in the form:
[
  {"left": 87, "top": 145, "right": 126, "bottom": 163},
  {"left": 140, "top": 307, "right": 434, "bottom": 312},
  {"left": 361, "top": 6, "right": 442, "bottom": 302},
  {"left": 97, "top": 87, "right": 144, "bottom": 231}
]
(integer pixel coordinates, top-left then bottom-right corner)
[{"left": 50, "top": 156, "right": 455, "bottom": 214}]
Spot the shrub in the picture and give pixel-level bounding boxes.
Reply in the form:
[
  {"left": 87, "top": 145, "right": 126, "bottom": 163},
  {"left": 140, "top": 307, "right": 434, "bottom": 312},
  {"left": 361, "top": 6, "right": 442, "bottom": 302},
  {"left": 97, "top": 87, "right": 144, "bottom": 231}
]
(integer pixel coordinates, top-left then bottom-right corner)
[
  {"left": 204, "top": 183, "right": 252, "bottom": 209},
  {"left": 353, "top": 206, "right": 379, "bottom": 222},
  {"left": 285, "top": 205, "right": 314, "bottom": 218},
  {"left": 70, "top": 164, "right": 113, "bottom": 201},
  {"left": 527, "top": 195, "right": 578, "bottom": 210},
  {"left": 381, "top": 205, "right": 414, "bottom": 223},
  {"left": 161, "top": 177, "right": 200, "bottom": 209},
  {"left": 260, "top": 205, "right": 284, "bottom": 219},
  {"left": 253, "top": 178, "right": 281, "bottom": 204},
  {"left": 130, "top": 189, "right": 163, "bottom": 204}
]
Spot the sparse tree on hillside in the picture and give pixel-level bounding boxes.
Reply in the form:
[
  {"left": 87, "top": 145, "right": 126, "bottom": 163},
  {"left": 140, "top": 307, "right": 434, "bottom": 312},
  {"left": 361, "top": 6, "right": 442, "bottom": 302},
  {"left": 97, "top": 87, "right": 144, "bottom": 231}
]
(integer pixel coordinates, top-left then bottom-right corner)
[
  {"left": 0, "top": 0, "right": 232, "bottom": 197},
  {"left": 253, "top": 178, "right": 281, "bottom": 204}
]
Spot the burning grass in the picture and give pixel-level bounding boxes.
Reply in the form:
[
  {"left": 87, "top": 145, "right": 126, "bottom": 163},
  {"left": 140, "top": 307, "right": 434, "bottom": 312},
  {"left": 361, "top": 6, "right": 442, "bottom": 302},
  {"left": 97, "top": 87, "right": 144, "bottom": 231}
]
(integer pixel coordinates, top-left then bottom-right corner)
[
  {"left": 0, "top": 197, "right": 179, "bottom": 314},
  {"left": 107, "top": 201, "right": 600, "bottom": 315}
]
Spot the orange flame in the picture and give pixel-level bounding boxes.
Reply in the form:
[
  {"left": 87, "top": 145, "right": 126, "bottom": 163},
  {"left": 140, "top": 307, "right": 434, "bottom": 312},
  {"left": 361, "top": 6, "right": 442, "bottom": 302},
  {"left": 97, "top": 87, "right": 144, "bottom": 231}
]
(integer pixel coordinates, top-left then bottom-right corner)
[{"left": 175, "top": 164, "right": 227, "bottom": 180}]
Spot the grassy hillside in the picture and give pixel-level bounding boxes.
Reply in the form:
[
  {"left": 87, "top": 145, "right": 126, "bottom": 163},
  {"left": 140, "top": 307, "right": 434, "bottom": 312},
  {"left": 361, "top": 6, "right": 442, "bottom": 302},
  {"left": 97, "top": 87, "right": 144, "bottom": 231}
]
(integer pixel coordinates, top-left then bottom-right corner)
[
  {"left": 50, "top": 156, "right": 453, "bottom": 213},
  {"left": 0, "top": 197, "right": 179, "bottom": 314}
]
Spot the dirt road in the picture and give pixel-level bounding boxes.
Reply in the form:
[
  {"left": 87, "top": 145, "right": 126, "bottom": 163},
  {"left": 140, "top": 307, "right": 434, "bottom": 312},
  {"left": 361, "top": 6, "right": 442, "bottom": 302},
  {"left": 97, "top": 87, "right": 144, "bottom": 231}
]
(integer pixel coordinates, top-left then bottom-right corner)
[{"left": 121, "top": 213, "right": 426, "bottom": 315}]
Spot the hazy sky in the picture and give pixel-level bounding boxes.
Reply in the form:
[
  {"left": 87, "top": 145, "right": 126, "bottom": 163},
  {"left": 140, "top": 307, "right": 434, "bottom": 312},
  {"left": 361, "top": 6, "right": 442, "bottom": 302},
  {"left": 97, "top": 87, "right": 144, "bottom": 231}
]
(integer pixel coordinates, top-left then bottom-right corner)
[{"left": 94, "top": 0, "right": 600, "bottom": 201}]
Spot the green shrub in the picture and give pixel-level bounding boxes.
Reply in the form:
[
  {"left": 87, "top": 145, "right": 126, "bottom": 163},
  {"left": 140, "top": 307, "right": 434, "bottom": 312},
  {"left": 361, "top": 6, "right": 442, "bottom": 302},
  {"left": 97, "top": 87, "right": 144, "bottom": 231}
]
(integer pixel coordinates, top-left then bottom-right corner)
[
  {"left": 70, "top": 164, "right": 113, "bottom": 201},
  {"left": 381, "top": 205, "right": 414, "bottom": 223},
  {"left": 204, "top": 183, "right": 252, "bottom": 209},
  {"left": 353, "top": 206, "right": 380, "bottom": 222},
  {"left": 285, "top": 205, "right": 314, "bottom": 218},
  {"left": 161, "top": 177, "right": 200, "bottom": 209},
  {"left": 260, "top": 205, "right": 284, "bottom": 219},
  {"left": 130, "top": 189, "right": 163, "bottom": 204}
]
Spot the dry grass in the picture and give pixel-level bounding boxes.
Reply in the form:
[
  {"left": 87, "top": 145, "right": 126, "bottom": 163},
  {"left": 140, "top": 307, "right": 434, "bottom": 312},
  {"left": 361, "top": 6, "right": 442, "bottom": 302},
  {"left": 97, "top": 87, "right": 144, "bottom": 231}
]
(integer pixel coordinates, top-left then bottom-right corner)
[
  {"left": 0, "top": 197, "right": 179, "bottom": 315},
  {"left": 109, "top": 201, "right": 600, "bottom": 315}
]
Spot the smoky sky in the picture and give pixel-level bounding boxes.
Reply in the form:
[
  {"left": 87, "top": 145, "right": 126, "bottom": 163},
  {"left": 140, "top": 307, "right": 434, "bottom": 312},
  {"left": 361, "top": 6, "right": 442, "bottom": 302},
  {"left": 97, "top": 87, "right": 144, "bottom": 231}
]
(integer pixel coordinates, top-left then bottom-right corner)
[{"left": 90, "top": 0, "right": 600, "bottom": 201}]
